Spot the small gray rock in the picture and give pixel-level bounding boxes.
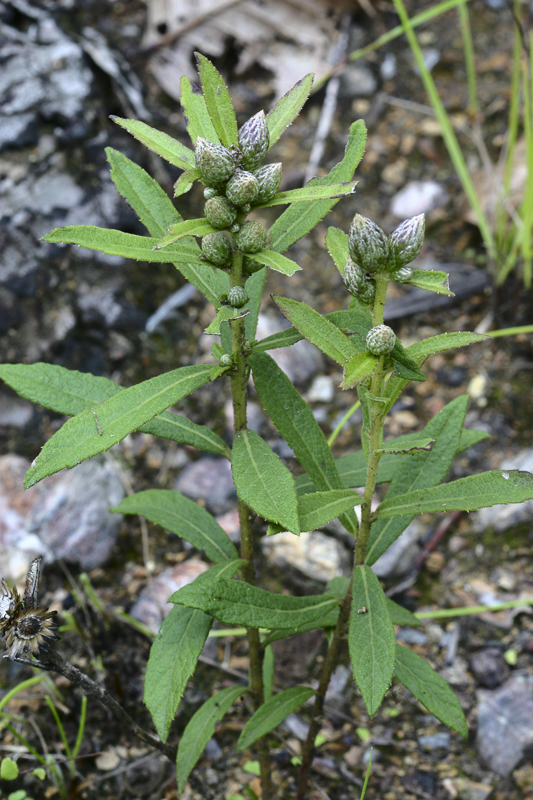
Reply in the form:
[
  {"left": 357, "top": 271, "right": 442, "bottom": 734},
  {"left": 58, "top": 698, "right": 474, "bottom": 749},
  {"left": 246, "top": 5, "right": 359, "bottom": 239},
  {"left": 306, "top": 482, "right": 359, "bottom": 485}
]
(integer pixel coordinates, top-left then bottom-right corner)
[
  {"left": 476, "top": 673, "right": 533, "bottom": 776},
  {"left": 261, "top": 531, "right": 349, "bottom": 583},
  {"left": 390, "top": 181, "right": 448, "bottom": 219},
  {"left": 0, "top": 391, "right": 34, "bottom": 428},
  {"left": 340, "top": 63, "right": 377, "bottom": 98},
  {"left": 469, "top": 648, "right": 510, "bottom": 688},
  {"left": 372, "top": 519, "right": 422, "bottom": 578},
  {"left": 418, "top": 732, "right": 450, "bottom": 750},
  {"left": 0, "top": 113, "right": 37, "bottom": 150},
  {"left": 255, "top": 314, "right": 324, "bottom": 385},
  {"left": 174, "top": 457, "right": 236, "bottom": 515}
]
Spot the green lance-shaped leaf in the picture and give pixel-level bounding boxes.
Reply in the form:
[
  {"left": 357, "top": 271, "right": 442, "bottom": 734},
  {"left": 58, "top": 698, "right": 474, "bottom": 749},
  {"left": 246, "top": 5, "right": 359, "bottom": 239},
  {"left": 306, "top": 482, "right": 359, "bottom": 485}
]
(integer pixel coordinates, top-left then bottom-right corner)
[
  {"left": 342, "top": 352, "right": 379, "bottom": 389},
  {"left": 269, "top": 119, "right": 366, "bottom": 254},
  {"left": 268, "top": 489, "right": 363, "bottom": 535},
  {"left": 237, "top": 686, "right": 315, "bottom": 751},
  {"left": 171, "top": 578, "right": 339, "bottom": 630},
  {"left": 245, "top": 249, "right": 301, "bottom": 276},
  {"left": 155, "top": 218, "right": 218, "bottom": 249},
  {"left": 349, "top": 566, "right": 396, "bottom": 717},
  {"left": 386, "top": 599, "right": 422, "bottom": 628},
  {"left": 262, "top": 602, "right": 339, "bottom": 646},
  {"left": 375, "top": 469, "right": 533, "bottom": 517},
  {"left": 254, "top": 181, "right": 357, "bottom": 209},
  {"left": 232, "top": 430, "right": 300, "bottom": 534},
  {"left": 24, "top": 364, "right": 212, "bottom": 488},
  {"left": 406, "top": 331, "right": 489, "bottom": 361},
  {"left": 250, "top": 353, "right": 358, "bottom": 535},
  {"left": 174, "top": 168, "right": 201, "bottom": 197},
  {"left": 266, "top": 73, "right": 314, "bottom": 147},
  {"left": 365, "top": 394, "right": 468, "bottom": 566},
  {"left": 390, "top": 340, "right": 426, "bottom": 382},
  {"left": 273, "top": 296, "right": 359, "bottom": 365},
  {"left": 408, "top": 269, "right": 453, "bottom": 296},
  {"left": 177, "top": 685, "right": 245, "bottom": 792},
  {"left": 263, "top": 645, "right": 274, "bottom": 702},
  {"left": 144, "top": 606, "right": 212, "bottom": 742},
  {"left": 395, "top": 645, "right": 468, "bottom": 738},
  {"left": 113, "top": 490, "right": 238, "bottom": 563},
  {"left": 0, "top": 362, "right": 230, "bottom": 457},
  {"left": 251, "top": 327, "right": 302, "bottom": 353},
  {"left": 110, "top": 116, "right": 195, "bottom": 170},
  {"left": 244, "top": 268, "right": 266, "bottom": 340},
  {"left": 43, "top": 226, "right": 204, "bottom": 265},
  {"left": 196, "top": 53, "right": 238, "bottom": 147},
  {"left": 326, "top": 226, "right": 350, "bottom": 275},
  {"left": 180, "top": 75, "right": 221, "bottom": 145},
  {"left": 106, "top": 148, "right": 182, "bottom": 239}
]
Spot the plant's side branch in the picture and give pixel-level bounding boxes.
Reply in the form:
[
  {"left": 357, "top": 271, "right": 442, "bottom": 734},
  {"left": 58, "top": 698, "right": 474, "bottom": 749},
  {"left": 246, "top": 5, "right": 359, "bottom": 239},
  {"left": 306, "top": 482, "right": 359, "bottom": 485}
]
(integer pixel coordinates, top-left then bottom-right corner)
[
  {"left": 228, "top": 249, "right": 273, "bottom": 800},
  {"left": 11, "top": 648, "right": 176, "bottom": 761}
]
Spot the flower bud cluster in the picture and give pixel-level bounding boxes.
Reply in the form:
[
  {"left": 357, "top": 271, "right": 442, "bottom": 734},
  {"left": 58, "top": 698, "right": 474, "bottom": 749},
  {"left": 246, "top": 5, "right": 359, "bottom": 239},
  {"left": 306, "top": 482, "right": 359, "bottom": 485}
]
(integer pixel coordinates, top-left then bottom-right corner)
[
  {"left": 195, "top": 110, "right": 281, "bottom": 269},
  {"left": 343, "top": 213, "right": 425, "bottom": 302}
]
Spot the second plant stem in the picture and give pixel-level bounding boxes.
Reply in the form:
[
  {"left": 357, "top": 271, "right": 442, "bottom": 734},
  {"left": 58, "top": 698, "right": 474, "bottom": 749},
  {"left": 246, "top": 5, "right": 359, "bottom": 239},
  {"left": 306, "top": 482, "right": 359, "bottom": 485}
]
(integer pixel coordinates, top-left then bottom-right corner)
[{"left": 229, "top": 249, "right": 273, "bottom": 799}]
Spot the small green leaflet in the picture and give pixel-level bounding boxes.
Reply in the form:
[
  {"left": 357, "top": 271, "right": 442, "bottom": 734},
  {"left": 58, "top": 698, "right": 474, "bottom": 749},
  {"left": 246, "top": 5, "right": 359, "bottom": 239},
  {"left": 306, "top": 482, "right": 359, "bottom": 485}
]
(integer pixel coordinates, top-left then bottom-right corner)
[
  {"left": 325, "top": 226, "right": 349, "bottom": 275},
  {"left": 273, "top": 296, "right": 359, "bottom": 365},
  {"left": 386, "top": 599, "right": 422, "bottom": 627},
  {"left": 113, "top": 490, "right": 238, "bottom": 563},
  {"left": 205, "top": 306, "right": 245, "bottom": 335},
  {"left": 254, "top": 181, "right": 357, "bottom": 209},
  {"left": 263, "top": 645, "right": 274, "bottom": 702},
  {"left": 390, "top": 340, "right": 426, "bottom": 382},
  {"left": 110, "top": 116, "right": 195, "bottom": 170},
  {"left": 154, "top": 218, "right": 217, "bottom": 249},
  {"left": 177, "top": 685, "right": 245, "bottom": 792},
  {"left": 171, "top": 578, "right": 339, "bottom": 630},
  {"left": 342, "top": 352, "right": 379, "bottom": 389},
  {"left": 246, "top": 249, "right": 301, "bottom": 276},
  {"left": 267, "top": 489, "right": 362, "bottom": 535},
  {"left": 0, "top": 362, "right": 229, "bottom": 457},
  {"left": 395, "top": 645, "right": 468, "bottom": 737},
  {"left": 349, "top": 566, "right": 396, "bottom": 717},
  {"left": 237, "top": 687, "right": 315, "bottom": 751},
  {"left": 196, "top": 53, "right": 238, "bottom": 147},
  {"left": 266, "top": 73, "right": 313, "bottom": 147},
  {"left": 406, "top": 331, "right": 489, "bottom": 361},
  {"left": 106, "top": 148, "right": 182, "bottom": 238},
  {"left": 43, "top": 226, "right": 204, "bottom": 264},
  {"left": 174, "top": 168, "right": 201, "bottom": 197},
  {"left": 232, "top": 430, "right": 300, "bottom": 533},
  {"left": 24, "top": 364, "right": 212, "bottom": 488},
  {"left": 144, "top": 606, "right": 212, "bottom": 741},
  {"left": 375, "top": 469, "right": 533, "bottom": 516},
  {"left": 408, "top": 269, "right": 453, "bottom": 296},
  {"left": 180, "top": 75, "right": 221, "bottom": 145}
]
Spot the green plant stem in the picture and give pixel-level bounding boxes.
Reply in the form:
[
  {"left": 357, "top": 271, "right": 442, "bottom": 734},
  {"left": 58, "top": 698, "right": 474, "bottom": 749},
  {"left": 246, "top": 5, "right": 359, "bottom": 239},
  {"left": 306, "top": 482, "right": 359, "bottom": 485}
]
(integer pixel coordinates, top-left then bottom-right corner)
[
  {"left": 229, "top": 249, "right": 273, "bottom": 800},
  {"left": 296, "top": 583, "right": 353, "bottom": 800},
  {"left": 458, "top": 1, "right": 478, "bottom": 116}
]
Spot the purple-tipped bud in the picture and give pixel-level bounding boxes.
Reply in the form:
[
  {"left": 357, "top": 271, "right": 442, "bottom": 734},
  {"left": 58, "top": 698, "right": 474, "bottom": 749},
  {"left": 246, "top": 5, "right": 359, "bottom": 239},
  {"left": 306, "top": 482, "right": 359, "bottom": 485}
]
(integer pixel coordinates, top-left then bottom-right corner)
[
  {"left": 227, "top": 286, "right": 249, "bottom": 308},
  {"left": 225, "top": 170, "right": 259, "bottom": 206},
  {"left": 195, "top": 137, "right": 236, "bottom": 187},
  {"left": 253, "top": 163, "right": 283, "bottom": 203},
  {"left": 393, "top": 265, "right": 413, "bottom": 283},
  {"left": 366, "top": 324, "right": 396, "bottom": 355},
  {"left": 201, "top": 232, "right": 232, "bottom": 266},
  {"left": 235, "top": 220, "right": 268, "bottom": 253},
  {"left": 204, "top": 196, "right": 237, "bottom": 230},
  {"left": 389, "top": 214, "right": 425, "bottom": 269},
  {"left": 238, "top": 111, "right": 269, "bottom": 169},
  {"left": 349, "top": 214, "right": 389, "bottom": 274}
]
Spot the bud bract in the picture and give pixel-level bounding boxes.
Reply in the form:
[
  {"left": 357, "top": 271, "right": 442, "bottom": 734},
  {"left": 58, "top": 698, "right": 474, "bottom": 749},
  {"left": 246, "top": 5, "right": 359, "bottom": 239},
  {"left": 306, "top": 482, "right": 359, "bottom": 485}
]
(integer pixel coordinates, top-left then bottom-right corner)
[
  {"left": 195, "top": 137, "right": 236, "bottom": 187},
  {"left": 253, "top": 162, "right": 282, "bottom": 203},
  {"left": 358, "top": 280, "right": 376, "bottom": 305},
  {"left": 389, "top": 214, "right": 425, "bottom": 269},
  {"left": 225, "top": 170, "right": 259, "bottom": 207},
  {"left": 201, "top": 232, "right": 232, "bottom": 266},
  {"left": 204, "top": 187, "right": 218, "bottom": 199},
  {"left": 349, "top": 214, "right": 389, "bottom": 274},
  {"left": 343, "top": 257, "right": 366, "bottom": 295},
  {"left": 238, "top": 111, "right": 269, "bottom": 170},
  {"left": 235, "top": 220, "right": 268, "bottom": 253},
  {"left": 227, "top": 286, "right": 249, "bottom": 308},
  {"left": 204, "top": 196, "right": 237, "bottom": 230},
  {"left": 242, "top": 256, "right": 264, "bottom": 276},
  {"left": 366, "top": 324, "right": 396, "bottom": 355},
  {"left": 219, "top": 354, "right": 232, "bottom": 367},
  {"left": 393, "top": 265, "right": 413, "bottom": 283}
]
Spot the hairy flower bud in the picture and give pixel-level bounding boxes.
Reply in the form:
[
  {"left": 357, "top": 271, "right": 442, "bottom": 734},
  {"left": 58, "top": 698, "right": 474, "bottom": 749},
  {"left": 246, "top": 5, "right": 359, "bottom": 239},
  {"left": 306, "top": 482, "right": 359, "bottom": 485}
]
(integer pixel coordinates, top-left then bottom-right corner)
[
  {"left": 242, "top": 256, "right": 264, "bottom": 276},
  {"left": 366, "top": 324, "right": 396, "bottom": 355},
  {"left": 204, "top": 196, "right": 237, "bottom": 230},
  {"left": 204, "top": 187, "right": 218, "bottom": 200},
  {"left": 201, "top": 232, "right": 232, "bottom": 266},
  {"left": 393, "top": 265, "right": 413, "bottom": 283},
  {"left": 358, "top": 280, "right": 376, "bottom": 305},
  {"left": 349, "top": 214, "right": 389, "bottom": 274},
  {"left": 253, "top": 162, "right": 282, "bottom": 203},
  {"left": 227, "top": 286, "right": 249, "bottom": 308},
  {"left": 389, "top": 214, "right": 425, "bottom": 269},
  {"left": 343, "top": 257, "right": 366, "bottom": 295},
  {"left": 195, "top": 137, "right": 236, "bottom": 187},
  {"left": 219, "top": 354, "right": 232, "bottom": 367},
  {"left": 225, "top": 170, "right": 259, "bottom": 207},
  {"left": 238, "top": 110, "right": 269, "bottom": 169},
  {"left": 235, "top": 220, "right": 268, "bottom": 253}
]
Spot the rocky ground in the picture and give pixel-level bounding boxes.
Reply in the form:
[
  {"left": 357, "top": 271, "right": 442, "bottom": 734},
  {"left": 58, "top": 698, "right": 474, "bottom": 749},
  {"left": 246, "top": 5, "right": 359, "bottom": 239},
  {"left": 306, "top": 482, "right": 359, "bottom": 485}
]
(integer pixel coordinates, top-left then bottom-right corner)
[{"left": 1, "top": 0, "right": 533, "bottom": 798}]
